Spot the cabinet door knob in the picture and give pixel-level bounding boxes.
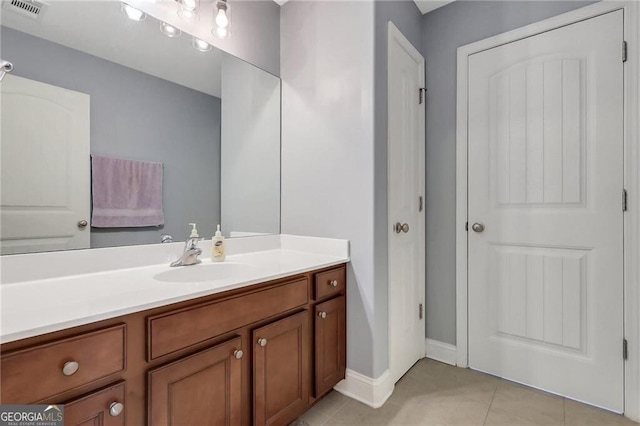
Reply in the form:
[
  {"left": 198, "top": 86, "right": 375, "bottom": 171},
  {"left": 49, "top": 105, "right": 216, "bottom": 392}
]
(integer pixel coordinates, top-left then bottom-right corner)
[
  {"left": 62, "top": 361, "right": 79, "bottom": 376},
  {"left": 77, "top": 220, "right": 88, "bottom": 229},
  {"left": 233, "top": 349, "right": 244, "bottom": 359},
  {"left": 257, "top": 338, "right": 267, "bottom": 347},
  {"left": 318, "top": 311, "right": 327, "bottom": 319},
  {"left": 329, "top": 280, "right": 338, "bottom": 287},
  {"left": 109, "top": 402, "right": 124, "bottom": 417}
]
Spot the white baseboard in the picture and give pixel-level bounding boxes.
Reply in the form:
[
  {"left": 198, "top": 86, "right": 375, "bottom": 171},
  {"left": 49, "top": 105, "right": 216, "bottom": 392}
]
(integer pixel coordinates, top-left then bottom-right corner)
[
  {"left": 425, "top": 338, "right": 457, "bottom": 366},
  {"left": 333, "top": 369, "right": 395, "bottom": 409}
]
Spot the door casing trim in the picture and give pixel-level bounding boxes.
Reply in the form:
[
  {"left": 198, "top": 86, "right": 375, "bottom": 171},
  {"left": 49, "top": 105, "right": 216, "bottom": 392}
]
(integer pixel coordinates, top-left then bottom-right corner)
[{"left": 455, "top": 1, "right": 640, "bottom": 420}]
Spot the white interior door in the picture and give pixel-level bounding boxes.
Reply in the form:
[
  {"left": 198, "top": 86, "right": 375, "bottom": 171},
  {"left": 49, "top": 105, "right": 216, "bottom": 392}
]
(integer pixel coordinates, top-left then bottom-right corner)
[
  {"left": 1, "top": 75, "right": 90, "bottom": 255},
  {"left": 468, "top": 11, "right": 624, "bottom": 411},
  {"left": 388, "top": 22, "right": 425, "bottom": 384}
]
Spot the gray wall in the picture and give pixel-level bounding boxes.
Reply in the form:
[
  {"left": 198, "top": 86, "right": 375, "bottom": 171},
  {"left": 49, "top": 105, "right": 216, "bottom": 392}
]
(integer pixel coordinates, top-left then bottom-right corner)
[
  {"left": 421, "top": 1, "right": 597, "bottom": 345},
  {"left": 221, "top": 55, "right": 281, "bottom": 237},
  {"left": 211, "top": 0, "right": 281, "bottom": 76},
  {"left": 1, "top": 27, "right": 221, "bottom": 248},
  {"left": 373, "top": 0, "right": 423, "bottom": 376},
  {"left": 280, "top": 1, "right": 380, "bottom": 378}
]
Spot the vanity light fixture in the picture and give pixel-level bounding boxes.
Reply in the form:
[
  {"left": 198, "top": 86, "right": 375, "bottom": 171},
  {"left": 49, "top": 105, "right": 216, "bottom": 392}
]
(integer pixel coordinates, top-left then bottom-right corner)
[
  {"left": 121, "top": 3, "right": 146, "bottom": 21},
  {"left": 212, "top": 0, "right": 231, "bottom": 39},
  {"left": 177, "top": 0, "right": 199, "bottom": 22},
  {"left": 192, "top": 38, "right": 212, "bottom": 52},
  {"left": 160, "top": 22, "right": 182, "bottom": 38}
]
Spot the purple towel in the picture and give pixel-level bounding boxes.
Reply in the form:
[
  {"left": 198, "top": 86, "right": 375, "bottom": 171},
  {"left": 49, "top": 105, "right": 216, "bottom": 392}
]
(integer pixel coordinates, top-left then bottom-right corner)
[{"left": 91, "top": 156, "right": 164, "bottom": 228}]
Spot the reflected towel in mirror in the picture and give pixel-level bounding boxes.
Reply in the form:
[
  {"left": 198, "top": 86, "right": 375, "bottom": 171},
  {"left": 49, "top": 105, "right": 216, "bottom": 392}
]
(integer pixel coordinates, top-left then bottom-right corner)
[{"left": 91, "top": 155, "right": 164, "bottom": 228}]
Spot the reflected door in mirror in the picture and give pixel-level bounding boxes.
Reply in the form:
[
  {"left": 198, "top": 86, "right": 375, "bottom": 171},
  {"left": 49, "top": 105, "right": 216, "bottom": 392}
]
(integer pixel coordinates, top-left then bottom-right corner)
[{"left": 0, "top": 75, "right": 90, "bottom": 255}]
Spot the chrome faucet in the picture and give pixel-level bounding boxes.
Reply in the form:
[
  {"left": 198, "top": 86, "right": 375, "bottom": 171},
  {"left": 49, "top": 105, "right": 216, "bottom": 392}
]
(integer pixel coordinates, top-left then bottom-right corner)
[{"left": 170, "top": 223, "right": 202, "bottom": 267}]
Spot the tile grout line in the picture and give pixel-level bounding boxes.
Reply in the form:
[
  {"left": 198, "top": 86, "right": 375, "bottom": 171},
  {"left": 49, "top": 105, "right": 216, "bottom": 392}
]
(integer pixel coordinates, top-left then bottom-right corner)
[
  {"left": 563, "top": 398, "right": 566, "bottom": 425},
  {"left": 326, "top": 395, "right": 351, "bottom": 423},
  {"left": 482, "top": 384, "right": 499, "bottom": 426}
]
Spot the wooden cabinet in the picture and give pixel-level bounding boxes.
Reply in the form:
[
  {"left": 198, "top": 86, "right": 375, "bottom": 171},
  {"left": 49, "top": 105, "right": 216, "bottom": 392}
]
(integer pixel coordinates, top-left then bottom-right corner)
[
  {"left": 64, "top": 382, "right": 126, "bottom": 426},
  {"left": 0, "top": 264, "right": 347, "bottom": 426},
  {"left": 314, "top": 266, "right": 346, "bottom": 301},
  {"left": 253, "top": 311, "right": 310, "bottom": 426},
  {"left": 147, "top": 337, "right": 243, "bottom": 426},
  {"left": 314, "top": 296, "right": 346, "bottom": 397},
  {"left": 1, "top": 324, "right": 126, "bottom": 404}
]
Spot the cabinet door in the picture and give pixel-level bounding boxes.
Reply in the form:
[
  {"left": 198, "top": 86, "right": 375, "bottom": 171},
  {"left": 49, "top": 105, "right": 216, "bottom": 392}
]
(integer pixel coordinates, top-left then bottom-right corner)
[
  {"left": 315, "top": 296, "right": 346, "bottom": 397},
  {"left": 148, "top": 337, "right": 243, "bottom": 426},
  {"left": 64, "top": 382, "right": 126, "bottom": 426},
  {"left": 253, "top": 311, "right": 309, "bottom": 426}
]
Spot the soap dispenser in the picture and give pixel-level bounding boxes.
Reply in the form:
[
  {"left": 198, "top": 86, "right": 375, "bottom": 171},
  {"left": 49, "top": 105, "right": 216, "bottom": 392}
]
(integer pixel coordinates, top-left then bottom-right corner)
[
  {"left": 211, "top": 224, "right": 226, "bottom": 262},
  {"left": 189, "top": 223, "right": 199, "bottom": 238}
]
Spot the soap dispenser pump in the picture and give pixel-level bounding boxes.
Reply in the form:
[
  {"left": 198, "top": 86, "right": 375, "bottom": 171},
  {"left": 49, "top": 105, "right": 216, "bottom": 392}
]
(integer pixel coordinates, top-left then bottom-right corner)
[{"left": 211, "top": 224, "right": 226, "bottom": 262}]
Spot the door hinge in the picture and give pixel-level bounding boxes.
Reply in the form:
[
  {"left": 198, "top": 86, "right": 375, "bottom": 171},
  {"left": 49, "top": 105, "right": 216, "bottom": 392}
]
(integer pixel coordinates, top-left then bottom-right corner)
[
  {"left": 623, "top": 41, "right": 628, "bottom": 63},
  {"left": 419, "top": 87, "right": 427, "bottom": 105},
  {"left": 623, "top": 189, "right": 628, "bottom": 212},
  {"left": 419, "top": 196, "right": 423, "bottom": 212},
  {"left": 465, "top": 222, "right": 469, "bottom": 232},
  {"left": 623, "top": 339, "right": 628, "bottom": 360},
  {"left": 419, "top": 303, "right": 424, "bottom": 320}
]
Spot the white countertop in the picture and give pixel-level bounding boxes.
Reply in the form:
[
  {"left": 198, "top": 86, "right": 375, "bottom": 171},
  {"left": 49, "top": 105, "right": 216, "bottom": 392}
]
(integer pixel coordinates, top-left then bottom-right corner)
[{"left": 0, "top": 235, "right": 349, "bottom": 344}]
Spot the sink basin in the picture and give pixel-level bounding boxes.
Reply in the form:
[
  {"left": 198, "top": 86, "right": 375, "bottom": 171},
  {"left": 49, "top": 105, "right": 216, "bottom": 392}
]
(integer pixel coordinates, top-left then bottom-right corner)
[{"left": 154, "top": 262, "right": 252, "bottom": 283}]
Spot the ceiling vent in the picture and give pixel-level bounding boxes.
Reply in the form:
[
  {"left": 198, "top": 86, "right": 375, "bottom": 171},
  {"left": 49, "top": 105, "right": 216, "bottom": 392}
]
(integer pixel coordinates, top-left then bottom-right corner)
[{"left": 2, "top": 0, "right": 49, "bottom": 20}]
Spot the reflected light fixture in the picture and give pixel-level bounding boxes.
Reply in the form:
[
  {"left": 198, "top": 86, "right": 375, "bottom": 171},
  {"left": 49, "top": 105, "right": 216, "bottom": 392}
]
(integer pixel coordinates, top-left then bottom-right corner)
[
  {"left": 192, "top": 38, "right": 212, "bottom": 52},
  {"left": 121, "top": 3, "right": 146, "bottom": 21},
  {"left": 160, "top": 22, "right": 182, "bottom": 37},
  {"left": 178, "top": 0, "right": 199, "bottom": 22},
  {"left": 212, "top": 0, "right": 231, "bottom": 39}
]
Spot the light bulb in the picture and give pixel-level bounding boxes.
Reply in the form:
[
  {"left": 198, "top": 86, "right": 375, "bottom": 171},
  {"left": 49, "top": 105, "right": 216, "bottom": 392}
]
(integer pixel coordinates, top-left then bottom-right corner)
[
  {"left": 215, "top": 8, "right": 229, "bottom": 28},
  {"left": 192, "top": 38, "right": 212, "bottom": 52},
  {"left": 181, "top": 0, "right": 197, "bottom": 11},
  {"left": 160, "top": 22, "right": 182, "bottom": 38},
  {"left": 121, "top": 3, "right": 145, "bottom": 21}
]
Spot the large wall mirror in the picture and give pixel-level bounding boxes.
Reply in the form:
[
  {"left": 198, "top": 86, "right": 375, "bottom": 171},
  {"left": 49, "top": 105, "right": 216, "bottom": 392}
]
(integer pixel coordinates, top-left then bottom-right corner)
[{"left": 0, "top": 0, "right": 281, "bottom": 255}]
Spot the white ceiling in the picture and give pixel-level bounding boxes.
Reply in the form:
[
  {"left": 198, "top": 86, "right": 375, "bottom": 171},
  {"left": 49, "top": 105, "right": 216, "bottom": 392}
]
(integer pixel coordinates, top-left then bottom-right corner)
[
  {"left": 274, "top": 0, "right": 455, "bottom": 15},
  {"left": 412, "top": 0, "right": 455, "bottom": 15},
  {"left": 1, "top": 1, "right": 225, "bottom": 97}
]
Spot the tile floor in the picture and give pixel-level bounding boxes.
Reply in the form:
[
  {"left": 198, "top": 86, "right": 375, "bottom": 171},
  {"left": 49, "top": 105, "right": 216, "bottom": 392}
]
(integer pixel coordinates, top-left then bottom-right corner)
[{"left": 294, "top": 358, "right": 639, "bottom": 426}]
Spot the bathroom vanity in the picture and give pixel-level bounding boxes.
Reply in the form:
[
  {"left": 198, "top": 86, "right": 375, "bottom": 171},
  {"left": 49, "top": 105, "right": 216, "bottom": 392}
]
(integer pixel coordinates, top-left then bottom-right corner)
[{"left": 0, "top": 236, "right": 348, "bottom": 426}]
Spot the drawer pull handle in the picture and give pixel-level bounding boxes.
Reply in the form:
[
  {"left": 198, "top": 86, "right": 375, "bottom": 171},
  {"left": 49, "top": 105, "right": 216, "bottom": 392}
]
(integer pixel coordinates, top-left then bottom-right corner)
[
  {"left": 233, "top": 349, "right": 244, "bottom": 359},
  {"left": 109, "top": 402, "right": 124, "bottom": 417},
  {"left": 318, "top": 311, "right": 327, "bottom": 319},
  {"left": 258, "top": 338, "right": 268, "bottom": 347},
  {"left": 329, "top": 280, "right": 338, "bottom": 287},
  {"left": 62, "top": 361, "right": 79, "bottom": 376}
]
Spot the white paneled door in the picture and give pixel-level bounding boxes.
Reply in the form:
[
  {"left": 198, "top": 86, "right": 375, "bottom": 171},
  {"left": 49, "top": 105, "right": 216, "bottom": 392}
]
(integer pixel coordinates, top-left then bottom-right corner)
[
  {"left": 1, "top": 75, "right": 90, "bottom": 254},
  {"left": 468, "top": 11, "right": 624, "bottom": 411},
  {"left": 388, "top": 22, "right": 425, "bottom": 384}
]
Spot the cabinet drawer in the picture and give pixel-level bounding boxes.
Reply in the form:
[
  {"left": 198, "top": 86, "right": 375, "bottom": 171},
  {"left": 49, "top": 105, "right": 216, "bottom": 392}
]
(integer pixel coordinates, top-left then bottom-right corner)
[
  {"left": 1, "top": 324, "right": 126, "bottom": 404},
  {"left": 148, "top": 278, "right": 309, "bottom": 360},
  {"left": 64, "top": 381, "right": 126, "bottom": 426},
  {"left": 314, "top": 267, "right": 346, "bottom": 300}
]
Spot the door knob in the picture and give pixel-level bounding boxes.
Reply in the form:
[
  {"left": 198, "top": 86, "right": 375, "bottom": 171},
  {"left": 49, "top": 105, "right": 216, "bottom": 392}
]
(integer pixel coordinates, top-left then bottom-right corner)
[
  {"left": 318, "top": 311, "right": 327, "bottom": 319},
  {"left": 233, "top": 349, "right": 244, "bottom": 359},
  {"left": 394, "top": 222, "right": 410, "bottom": 234},
  {"left": 77, "top": 220, "right": 88, "bottom": 229},
  {"left": 472, "top": 222, "right": 485, "bottom": 233},
  {"left": 257, "top": 338, "right": 267, "bottom": 347}
]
